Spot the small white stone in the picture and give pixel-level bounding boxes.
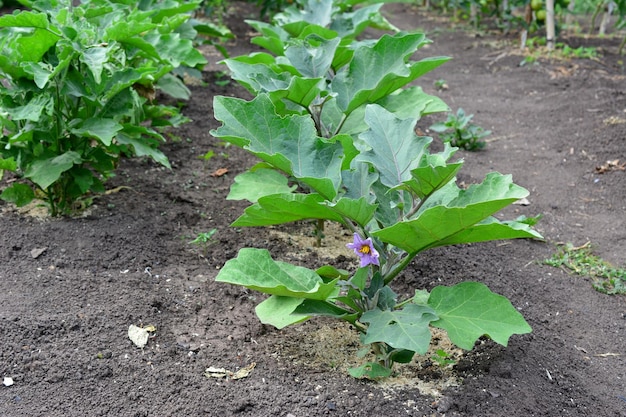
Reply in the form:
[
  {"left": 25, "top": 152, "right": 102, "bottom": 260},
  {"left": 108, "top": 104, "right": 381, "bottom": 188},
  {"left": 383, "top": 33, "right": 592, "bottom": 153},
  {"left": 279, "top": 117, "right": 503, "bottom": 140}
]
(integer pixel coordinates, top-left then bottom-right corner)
[{"left": 3, "top": 377, "right": 14, "bottom": 387}]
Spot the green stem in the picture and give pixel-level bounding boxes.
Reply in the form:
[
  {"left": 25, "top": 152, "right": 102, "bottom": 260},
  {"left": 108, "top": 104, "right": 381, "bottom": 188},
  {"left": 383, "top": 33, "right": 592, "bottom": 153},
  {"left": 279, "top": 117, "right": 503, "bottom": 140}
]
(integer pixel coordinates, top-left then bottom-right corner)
[
  {"left": 331, "top": 114, "right": 348, "bottom": 137},
  {"left": 315, "top": 219, "right": 324, "bottom": 247},
  {"left": 383, "top": 252, "right": 417, "bottom": 285}
]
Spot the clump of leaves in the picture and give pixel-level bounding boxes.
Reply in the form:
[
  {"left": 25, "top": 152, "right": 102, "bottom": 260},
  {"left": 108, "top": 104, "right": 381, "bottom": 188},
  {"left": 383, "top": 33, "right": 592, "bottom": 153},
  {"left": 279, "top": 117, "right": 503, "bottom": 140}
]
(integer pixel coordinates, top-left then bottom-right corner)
[
  {"left": 544, "top": 242, "right": 626, "bottom": 295},
  {"left": 429, "top": 108, "right": 490, "bottom": 151},
  {"left": 0, "top": 0, "right": 207, "bottom": 216}
]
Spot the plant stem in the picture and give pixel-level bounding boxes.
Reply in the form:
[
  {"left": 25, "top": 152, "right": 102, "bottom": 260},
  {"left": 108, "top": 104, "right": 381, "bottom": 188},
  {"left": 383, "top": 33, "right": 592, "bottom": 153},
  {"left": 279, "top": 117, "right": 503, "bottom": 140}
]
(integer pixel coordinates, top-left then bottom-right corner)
[
  {"left": 383, "top": 252, "right": 418, "bottom": 285},
  {"left": 315, "top": 219, "right": 324, "bottom": 247}
]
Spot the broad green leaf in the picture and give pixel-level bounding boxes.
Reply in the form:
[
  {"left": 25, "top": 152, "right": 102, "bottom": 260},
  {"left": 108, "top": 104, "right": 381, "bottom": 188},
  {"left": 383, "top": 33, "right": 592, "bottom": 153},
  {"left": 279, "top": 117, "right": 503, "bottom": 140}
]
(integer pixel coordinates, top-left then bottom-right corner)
[
  {"left": 146, "top": 33, "right": 207, "bottom": 68},
  {"left": 116, "top": 129, "right": 170, "bottom": 168},
  {"left": 0, "top": 11, "right": 49, "bottom": 28},
  {"left": 232, "top": 193, "right": 345, "bottom": 227},
  {"left": 216, "top": 248, "right": 337, "bottom": 299},
  {"left": 403, "top": 161, "right": 463, "bottom": 199},
  {"left": 104, "top": 20, "right": 157, "bottom": 41},
  {"left": 330, "top": 4, "right": 394, "bottom": 38},
  {"left": 0, "top": 157, "right": 17, "bottom": 171},
  {"left": 23, "top": 45, "right": 74, "bottom": 89},
  {"left": 341, "top": 161, "right": 379, "bottom": 201},
  {"left": 71, "top": 118, "right": 123, "bottom": 146},
  {"left": 148, "top": 0, "right": 201, "bottom": 22},
  {"left": 268, "top": 77, "right": 324, "bottom": 109},
  {"left": 284, "top": 34, "right": 340, "bottom": 78},
  {"left": 275, "top": 0, "right": 335, "bottom": 27},
  {"left": 293, "top": 299, "right": 357, "bottom": 321},
  {"left": 360, "top": 304, "right": 438, "bottom": 354},
  {"left": 348, "top": 362, "right": 392, "bottom": 379},
  {"left": 156, "top": 73, "right": 191, "bottom": 100},
  {"left": 331, "top": 33, "right": 449, "bottom": 114},
  {"left": 222, "top": 55, "right": 289, "bottom": 94},
  {"left": 335, "top": 86, "right": 449, "bottom": 137},
  {"left": 246, "top": 20, "right": 290, "bottom": 56},
  {"left": 428, "top": 282, "right": 532, "bottom": 350},
  {"left": 80, "top": 45, "right": 109, "bottom": 84},
  {"left": 103, "top": 68, "right": 157, "bottom": 100},
  {"left": 24, "top": 151, "right": 82, "bottom": 190},
  {"left": 316, "top": 265, "right": 350, "bottom": 281},
  {"left": 6, "top": 94, "right": 53, "bottom": 122},
  {"left": 212, "top": 94, "right": 343, "bottom": 199},
  {"left": 255, "top": 295, "right": 310, "bottom": 329},
  {"left": 70, "top": 167, "right": 94, "bottom": 193},
  {"left": 356, "top": 104, "right": 431, "bottom": 188},
  {"left": 224, "top": 56, "right": 324, "bottom": 108},
  {"left": 373, "top": 173, "right": 531, "bottom": 253},
  {"left": 14, "top": 29, "right": 60, "bottom": 72},
  {"left": 21, "top": 62, "right": 53, "bottom": 89},
  {"left": 376, "top": 86, "right": 450, "bottom": 120},
  {"left": 324, "top": 197, "right": 377, "bottom": 228},
  {"left": 227, "top": 168, "right": 297, "bottom": 203},
  {"left": 433, "top": 217, "right": 544, "bottom": 247},
  {"left": 0, "top": 183, "right": 35, "bottom": 207}
]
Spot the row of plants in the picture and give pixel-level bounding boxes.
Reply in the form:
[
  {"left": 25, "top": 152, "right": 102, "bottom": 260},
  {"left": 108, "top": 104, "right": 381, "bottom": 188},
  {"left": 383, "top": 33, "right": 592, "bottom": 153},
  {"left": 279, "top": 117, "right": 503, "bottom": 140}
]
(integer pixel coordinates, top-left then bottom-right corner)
[
  {"left": 0, "top": 0, "right": 231, "bottom": 215},
  {"left": 210, "top": 0, "right": 543, "bottom": 377}
]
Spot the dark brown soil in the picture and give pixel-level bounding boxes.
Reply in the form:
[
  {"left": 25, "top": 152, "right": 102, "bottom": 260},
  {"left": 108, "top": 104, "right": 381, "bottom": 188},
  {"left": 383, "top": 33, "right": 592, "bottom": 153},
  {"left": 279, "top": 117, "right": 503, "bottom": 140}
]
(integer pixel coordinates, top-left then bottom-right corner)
[{"left": 1, "top": 3, "right": 625, "bottom": 416}]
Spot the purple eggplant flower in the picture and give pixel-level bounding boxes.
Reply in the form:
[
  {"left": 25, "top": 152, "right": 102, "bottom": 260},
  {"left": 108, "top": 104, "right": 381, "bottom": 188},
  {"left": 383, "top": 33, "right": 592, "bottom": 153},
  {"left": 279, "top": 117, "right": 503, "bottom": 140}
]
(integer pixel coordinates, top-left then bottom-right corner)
[{"left": 346, "top": 233, "right": 380, "bottom": 267}]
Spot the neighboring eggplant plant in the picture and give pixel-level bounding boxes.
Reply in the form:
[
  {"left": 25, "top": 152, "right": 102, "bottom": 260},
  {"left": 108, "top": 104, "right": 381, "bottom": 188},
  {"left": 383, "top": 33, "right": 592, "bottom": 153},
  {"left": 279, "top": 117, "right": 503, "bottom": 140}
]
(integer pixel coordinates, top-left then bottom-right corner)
[
  {"left": 211, "top": 0, "right": 542, "bottom": 378},
  {"left": 0, "top": 0, "right": 207, "bottom": 216}
]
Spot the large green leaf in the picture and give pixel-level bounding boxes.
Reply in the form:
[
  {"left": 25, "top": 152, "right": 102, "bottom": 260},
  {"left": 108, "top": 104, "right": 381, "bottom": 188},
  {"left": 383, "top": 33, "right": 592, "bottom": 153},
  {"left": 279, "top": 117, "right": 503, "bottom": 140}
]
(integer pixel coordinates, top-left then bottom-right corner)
[
  {"left": 255, "top": 295, "right": 310, "bottom": 329},
  {"left": 227, "top": 168, "right": 297, "bottom": 203},
  {"left": 293, "top": 298, "right": 357, "bottom": 322},
  {"left": 71, "top": 118, "right": 123, "bottom": 146},
  {"left": 6, "top": 94, "right": 53, "bottom": 122},
  {"left": 376, "top": 86, "right": 450, "bottom": 121},
  {"left": 146, "top": 33, "right": 207, "bottom": 68},
  {"left": 403, "top": 145, "right": 463, "bottom": 199},
  {"left": 232, "top": 193, "right": 345, "bottom": 227},
  {"left": 331, "top": 32, "right": 449, "bottom": 114},
  {"left": 0, "top": 28, "right": 60, "bottom": 79},
  {"left": 284, "top": 34, "right": 340, "bottom": 78},
  {"left": 360, "top": 304, "right": 438, "bottom": 354},
  {"left": 24, "top": 151, "right": 82, "bottom": 190},
  {"left": 221, "top": 55, "right": 290, "bottom": 94},
  {"left": 0, "top": 183, "right": 35, "bottom": 207},
  {"left": 373, "top": 173, "right": 532, "bottom": 253},
  {"left": 275, "top": 0, "right": 335, "bottom": 27},
  {"left": 246, "top": 20, "right": 290, "bottom": 56},
  {"left": 268, "top": 77, "right": 324, "bottom": 109},
  {"left": 323, "top": 197, "right": 377, "bottom": 228},
  {"left": 0, "top": 10, "right": 50, "bottom": 28},
  {"left": 104, "top": 20, "right": 157, "bottom": 41},
  {"left": 356, "top": 104, "right": 431, "bottom": 188},
  {"left": 330, "top": 4, "right": 396, "bottom": 38},
  {"left": 80, "top": 45, "right": 109, "bottom": 84},
  {"left": 116, "top": 129, "right": 170, "bottom": 168},
  {"left": 212, "top": 94, "right": 343, "bottom": 199},
  {"left": 427, "top": 282, "right": 532, "bottom": 350},
  {"left": 216, "top": 248, "right": 337, "bottom": 299}
]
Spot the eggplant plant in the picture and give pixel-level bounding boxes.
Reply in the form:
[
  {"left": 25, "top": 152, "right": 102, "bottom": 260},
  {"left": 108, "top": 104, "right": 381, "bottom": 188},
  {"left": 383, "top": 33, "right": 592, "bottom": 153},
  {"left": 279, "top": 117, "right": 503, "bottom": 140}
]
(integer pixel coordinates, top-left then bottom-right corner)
[
  {"left": 211, "top": 0, "right": 542, "bottom": 378},
  {"left": 0, "top": 0, "right": 207, "bottom": 215}
]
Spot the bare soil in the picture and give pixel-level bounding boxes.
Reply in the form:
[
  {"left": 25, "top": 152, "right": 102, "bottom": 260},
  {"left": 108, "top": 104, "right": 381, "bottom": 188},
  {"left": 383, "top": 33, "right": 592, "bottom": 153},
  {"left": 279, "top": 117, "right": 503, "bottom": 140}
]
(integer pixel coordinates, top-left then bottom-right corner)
[{"left": 1, "top": 3, "right": 625, "bottom": 416}]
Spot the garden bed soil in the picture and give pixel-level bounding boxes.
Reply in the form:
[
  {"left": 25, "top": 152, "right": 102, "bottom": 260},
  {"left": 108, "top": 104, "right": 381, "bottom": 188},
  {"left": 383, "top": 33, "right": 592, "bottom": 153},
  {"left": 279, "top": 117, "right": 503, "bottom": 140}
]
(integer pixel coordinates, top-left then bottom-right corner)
[{"left": 1, "top": 3, "right": 625, "bottom": 416}]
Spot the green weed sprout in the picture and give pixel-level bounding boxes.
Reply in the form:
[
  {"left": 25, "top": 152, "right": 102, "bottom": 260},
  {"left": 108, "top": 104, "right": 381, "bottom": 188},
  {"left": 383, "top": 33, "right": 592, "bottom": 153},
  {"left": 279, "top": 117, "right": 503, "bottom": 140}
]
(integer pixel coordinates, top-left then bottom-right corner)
[{"left": 430, "top": 108, "right": 491, "bottom": 151}]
